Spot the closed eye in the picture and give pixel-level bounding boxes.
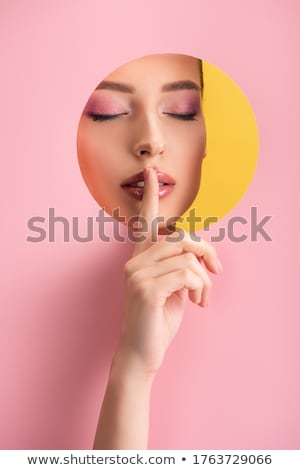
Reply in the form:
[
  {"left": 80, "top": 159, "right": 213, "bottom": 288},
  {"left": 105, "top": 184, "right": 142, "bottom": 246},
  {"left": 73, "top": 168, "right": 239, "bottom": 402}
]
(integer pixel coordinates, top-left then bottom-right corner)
[
  {"left": 88, "top": 112, "right": 198, "bottom": 122},
  {"left": 164, "top": 113, "right": 198, "bottom": 121},
  {"left": 87, "top": 113, "right": 128, "bottom": 121}
]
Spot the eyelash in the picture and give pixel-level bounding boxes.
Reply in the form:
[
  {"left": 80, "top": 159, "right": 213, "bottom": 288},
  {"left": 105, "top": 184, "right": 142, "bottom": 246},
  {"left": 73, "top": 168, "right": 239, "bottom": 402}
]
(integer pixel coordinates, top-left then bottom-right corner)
[
  {"left": 165, "top": 113, "right": 197, "bottom": 121},
  {"left": 88, "top": 112, "right": 197, "bottom": 122},
  {"left": 88, "top": 113, "right": 126, "bottom": 121}
]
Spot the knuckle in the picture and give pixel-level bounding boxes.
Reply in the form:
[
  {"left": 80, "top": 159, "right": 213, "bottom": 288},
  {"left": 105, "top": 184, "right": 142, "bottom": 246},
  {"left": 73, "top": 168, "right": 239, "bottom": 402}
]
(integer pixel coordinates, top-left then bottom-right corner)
[
  {"left": 181, "top": 267, "right": 192, "bottom": 282},
  {"left": 124, "top": 259, "right": 134, "bottom": 277},
  {"left": 184, "top": 252, "right": 195, "bottom": 264},
  {"left": 127, "top": 269, "right": 142, "bottom": 286}
]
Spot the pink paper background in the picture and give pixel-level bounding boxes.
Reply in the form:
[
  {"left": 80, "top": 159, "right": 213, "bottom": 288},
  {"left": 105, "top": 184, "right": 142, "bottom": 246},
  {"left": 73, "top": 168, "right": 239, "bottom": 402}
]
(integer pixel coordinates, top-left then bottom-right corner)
[{"left": 1, "top": 0, "right": 299, "bottom": 449}]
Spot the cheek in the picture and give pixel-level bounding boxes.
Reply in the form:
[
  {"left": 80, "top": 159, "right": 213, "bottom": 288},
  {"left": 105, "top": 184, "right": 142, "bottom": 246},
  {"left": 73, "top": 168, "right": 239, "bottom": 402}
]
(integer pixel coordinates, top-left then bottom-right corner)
[
  {"left": 169, "top": 125, "right": 206, "bottom": 173},
  {"left": 172, "top": 126, "right": 206, "bottom": 209},
  {"left": 77, "top": 126, "right": 122, "bottom": 207},
  {"left": 190, "top": 138, "right": 206, "bottom": 177},
  {"left": 78, "top": 126, "right": 117, "bottom": 176}
]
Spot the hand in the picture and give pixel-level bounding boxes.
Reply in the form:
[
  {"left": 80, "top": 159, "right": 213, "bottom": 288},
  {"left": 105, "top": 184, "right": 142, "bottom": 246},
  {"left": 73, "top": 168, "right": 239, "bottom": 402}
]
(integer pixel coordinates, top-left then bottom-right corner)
[{"left": 115, "top": 167, "right": 222, "bottom": 377}]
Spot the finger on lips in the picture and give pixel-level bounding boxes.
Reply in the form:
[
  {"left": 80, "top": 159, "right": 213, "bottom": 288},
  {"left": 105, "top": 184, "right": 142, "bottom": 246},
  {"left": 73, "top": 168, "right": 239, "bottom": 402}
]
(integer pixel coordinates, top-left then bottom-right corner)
[
  {"left": 132, "top": 167, "right": 160, "bottom": 256},
  {"left": 129, "top": 167, "right": 222, "bottom": 308}
]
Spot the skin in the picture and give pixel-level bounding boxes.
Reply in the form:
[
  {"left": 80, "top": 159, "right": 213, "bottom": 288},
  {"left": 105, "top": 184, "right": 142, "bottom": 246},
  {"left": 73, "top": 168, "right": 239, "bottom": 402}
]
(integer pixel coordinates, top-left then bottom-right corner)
[
  {"left": 76, "top": 54, "right": 223, "bottom": 449},
  {"left": 77, "top": 53, "right": 207, "bottom": 234},
  {"left": 93, "top": 169, "right": 222, "bottom": 450}
]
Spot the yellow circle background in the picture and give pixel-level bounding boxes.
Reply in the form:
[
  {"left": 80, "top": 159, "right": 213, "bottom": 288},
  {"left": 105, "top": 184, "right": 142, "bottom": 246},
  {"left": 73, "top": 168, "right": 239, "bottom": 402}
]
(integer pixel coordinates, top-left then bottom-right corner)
[{"left": 177, "top": 60, "right": 259, "bottom": 232}]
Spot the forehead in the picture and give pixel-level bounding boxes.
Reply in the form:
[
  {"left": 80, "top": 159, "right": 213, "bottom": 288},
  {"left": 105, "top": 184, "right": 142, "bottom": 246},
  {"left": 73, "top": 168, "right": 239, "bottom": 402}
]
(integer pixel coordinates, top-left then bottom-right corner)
[{"left": 102, "top": 54, "right": 200, "bottom": 87}]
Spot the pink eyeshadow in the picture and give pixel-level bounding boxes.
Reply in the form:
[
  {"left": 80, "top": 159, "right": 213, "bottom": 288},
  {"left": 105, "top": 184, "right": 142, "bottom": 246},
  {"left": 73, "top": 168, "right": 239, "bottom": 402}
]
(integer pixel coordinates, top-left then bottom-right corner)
[
  {"left": 164, "top": 96, "right": 200, "bottom": 114},
  {"left": 84, "top": 96, "right": 129, "bottom": 115}
]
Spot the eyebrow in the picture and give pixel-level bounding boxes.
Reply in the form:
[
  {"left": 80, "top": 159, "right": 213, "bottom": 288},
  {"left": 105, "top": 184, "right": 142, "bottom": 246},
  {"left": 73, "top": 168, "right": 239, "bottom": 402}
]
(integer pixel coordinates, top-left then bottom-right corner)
[
  {"left": 96, "top": 81, "right": 134, "bottom": 93},
  {"left": 161, "top": 80, "right": 200, "bottom": 92},
  {"left": 95, "top": 80, "right": 201, "bottom": 93}
]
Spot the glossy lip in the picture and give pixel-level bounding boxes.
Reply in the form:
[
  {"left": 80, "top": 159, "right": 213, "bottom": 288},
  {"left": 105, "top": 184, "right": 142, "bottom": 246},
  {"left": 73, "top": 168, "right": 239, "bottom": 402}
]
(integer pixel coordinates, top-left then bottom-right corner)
[
  {"left": 120, "top": 169, "right": 176, "bottom": 186},
  {"left": 120, "top": 169, "right": 176, "bottom": 201}
]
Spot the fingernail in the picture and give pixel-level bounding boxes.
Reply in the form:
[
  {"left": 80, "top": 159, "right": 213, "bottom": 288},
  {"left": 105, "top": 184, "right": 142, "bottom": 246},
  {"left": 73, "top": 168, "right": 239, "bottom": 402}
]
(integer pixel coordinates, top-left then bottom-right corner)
[
  {"left": 216, "top": 259, "right": 223, "bottom": 273},
  {"left": 144, "top": 168, "right": 149, "bottom": 180}
]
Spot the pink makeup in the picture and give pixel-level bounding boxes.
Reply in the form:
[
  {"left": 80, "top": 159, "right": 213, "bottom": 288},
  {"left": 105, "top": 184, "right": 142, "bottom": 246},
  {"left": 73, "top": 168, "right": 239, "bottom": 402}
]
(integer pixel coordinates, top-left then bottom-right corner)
[
  {"left": 84, "top": 95, "right": 130, "bottom": 115},
  {"left": 161, "top": 92, "right": 200, "bottom": 115}
]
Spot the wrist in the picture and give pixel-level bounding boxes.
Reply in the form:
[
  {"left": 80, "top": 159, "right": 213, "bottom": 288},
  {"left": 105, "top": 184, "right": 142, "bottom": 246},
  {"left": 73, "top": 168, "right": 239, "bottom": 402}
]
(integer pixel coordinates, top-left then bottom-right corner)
[{"left": 110, "top": 345, "right": 157, "bottom": 387}]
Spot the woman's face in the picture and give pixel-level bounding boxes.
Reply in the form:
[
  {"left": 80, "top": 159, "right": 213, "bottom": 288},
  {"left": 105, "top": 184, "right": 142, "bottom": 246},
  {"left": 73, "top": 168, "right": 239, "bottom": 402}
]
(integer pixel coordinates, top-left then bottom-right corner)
[{"left": 77, "top": 54, "right": 206, "bottom": 234}]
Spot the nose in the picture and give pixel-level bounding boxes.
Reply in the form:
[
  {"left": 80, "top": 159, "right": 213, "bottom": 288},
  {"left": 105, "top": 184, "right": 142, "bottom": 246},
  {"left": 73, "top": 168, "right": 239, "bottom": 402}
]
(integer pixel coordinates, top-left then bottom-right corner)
[{"left": 132, "top": 113, "right": 165, "bottom": 159}]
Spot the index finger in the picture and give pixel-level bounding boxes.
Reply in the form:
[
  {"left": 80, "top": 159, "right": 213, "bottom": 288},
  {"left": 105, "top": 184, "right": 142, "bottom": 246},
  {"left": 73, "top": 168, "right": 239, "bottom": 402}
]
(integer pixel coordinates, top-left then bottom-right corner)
[{"left": 132, "top": 167, "right": 159, "bottom": 256}]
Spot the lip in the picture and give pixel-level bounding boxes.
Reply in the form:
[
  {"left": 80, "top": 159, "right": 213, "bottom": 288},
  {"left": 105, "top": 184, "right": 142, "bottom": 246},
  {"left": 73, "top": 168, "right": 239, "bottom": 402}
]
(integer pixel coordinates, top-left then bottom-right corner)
[
  {"left": 120, "top": 170, "right": 176, "bottom": 186},
  {"left": 120, "top": 169, "right": 176, "bottom": 201}
]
